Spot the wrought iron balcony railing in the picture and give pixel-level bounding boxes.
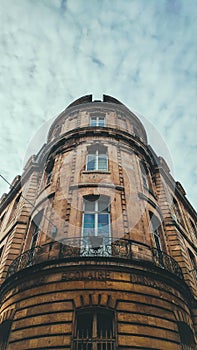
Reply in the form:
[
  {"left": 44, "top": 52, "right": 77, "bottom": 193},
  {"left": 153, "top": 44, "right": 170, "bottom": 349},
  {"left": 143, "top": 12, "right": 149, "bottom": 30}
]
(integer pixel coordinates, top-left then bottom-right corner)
[{"left": 6, "top": 237, "right": 183, "bottom": 280}]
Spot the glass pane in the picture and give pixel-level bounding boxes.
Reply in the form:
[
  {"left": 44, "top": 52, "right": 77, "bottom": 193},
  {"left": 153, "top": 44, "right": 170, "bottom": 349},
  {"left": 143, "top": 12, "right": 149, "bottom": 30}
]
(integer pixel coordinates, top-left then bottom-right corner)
[
  {"left": 98, "top": 155, "right": 108, "bottom": 171},
  {"left": 97, "top": 311, "right": 113, "bottom": 337},
  {"left": 83, "top": 214, "right": 95, "bottom": 236},
  {"left": 87, "top": 155, "right": 96, "bottom": 170},
  {"left": 84, "top": 201, "right": 95, "bottom": 212},
  {"left": 154, "top": 233, "right": 161, "bottom": 251},
  {"left": 77, "top": 311, "right": 93, "bottom": 338},
  {"left": 90, "top": 117, "right": 97, "bottom": 126},
  {"left": 98, "top": 214, "right": 109, "bottom": 236},
  {"left": 98, "top": 198, "right": 109, "bottom": 212},
  {"left": 98, "top": 117, "right": 105, "bottom": 127}
]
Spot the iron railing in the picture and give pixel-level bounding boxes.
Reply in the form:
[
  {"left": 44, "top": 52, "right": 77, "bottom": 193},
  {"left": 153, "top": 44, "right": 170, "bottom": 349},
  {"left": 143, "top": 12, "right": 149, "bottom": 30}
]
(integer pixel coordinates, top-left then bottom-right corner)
[
  {"left": 6, "top": 237, "right": 183, "bottom": 279},
  {"left": 72, "top": 337, "right": 115, "bottom": 350}
]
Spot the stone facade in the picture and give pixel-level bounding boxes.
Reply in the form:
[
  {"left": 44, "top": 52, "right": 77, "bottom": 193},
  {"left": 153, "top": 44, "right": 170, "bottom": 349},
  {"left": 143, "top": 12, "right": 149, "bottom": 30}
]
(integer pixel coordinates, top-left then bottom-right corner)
[{"left": 0, "top": 95, "right": 196, "bottom": 349}]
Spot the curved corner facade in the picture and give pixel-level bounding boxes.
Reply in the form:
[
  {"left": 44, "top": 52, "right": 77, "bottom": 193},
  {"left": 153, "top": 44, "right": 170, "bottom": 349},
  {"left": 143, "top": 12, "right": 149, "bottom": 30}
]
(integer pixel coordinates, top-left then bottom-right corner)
[{"left": 0, "top": 95, "right": 196, "bottom": 349}]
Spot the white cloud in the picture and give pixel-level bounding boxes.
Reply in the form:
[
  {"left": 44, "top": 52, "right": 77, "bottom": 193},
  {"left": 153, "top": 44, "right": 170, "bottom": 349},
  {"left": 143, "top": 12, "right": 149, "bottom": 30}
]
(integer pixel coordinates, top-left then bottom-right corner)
[{"left": 0, "top": 0, "right": 196, "bottom": 209}]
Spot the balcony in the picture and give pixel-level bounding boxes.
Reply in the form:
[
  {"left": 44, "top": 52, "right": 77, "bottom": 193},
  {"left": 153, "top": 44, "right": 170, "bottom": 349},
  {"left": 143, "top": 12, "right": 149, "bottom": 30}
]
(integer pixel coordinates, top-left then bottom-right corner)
[{"left": 6, "top": 237, "right": 183, "bottom": 280}]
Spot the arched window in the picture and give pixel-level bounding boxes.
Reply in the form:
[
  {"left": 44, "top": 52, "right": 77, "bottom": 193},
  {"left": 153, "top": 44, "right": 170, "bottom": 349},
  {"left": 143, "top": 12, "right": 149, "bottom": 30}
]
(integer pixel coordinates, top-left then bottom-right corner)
[
  {"left": 177, "top": 322, "right": 196, "bottom": 349},
  {"left": 86, "top": 145, "right": 108, "bottom": 171},
  {"left": 0, "top": 319, "right": 12, "bottom": 350},
  {"left": 82, "top": 195, "right": 110, "bottom": 242},
  {"left": 73, "top": 308, "right": 116, "bottom": 349}
]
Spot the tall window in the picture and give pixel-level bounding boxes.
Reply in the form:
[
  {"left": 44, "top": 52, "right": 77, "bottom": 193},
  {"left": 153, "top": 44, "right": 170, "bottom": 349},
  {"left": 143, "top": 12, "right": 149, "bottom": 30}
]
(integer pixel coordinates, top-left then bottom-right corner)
[
  {"left": 0, "top": 212, "right": 6, "bottom": 229},
  {"left": 188, "top": 249, "right": 197, "bottom": 279},
  {"left": 82, "top": 195, "right": 110, "bottom": 239},
  {"left": 45, "top": 158, "right": 54, "bottom": 185},
  {"left": 0, "top": 245, "right": 4, "bottom": 261},
  {"left": 90, "top": 115, "right": 105, "bottom": 127},
  {"left": 86, "top": 145, "right": 108, "bottom": 171},
  {"left": 149, "top": 212, "right": 163, "bottom": 266},
  {"left": 140, "top": 162, "right": 148, "bottom": 188},
  {"left": 0, "top": 319, "right": 12, "bottom": 350},
  {"left": 190, "top": 219, "right": 197, "bottom": 239},
  {"left": 73, "top": 308, "right": 116, "bottom": 350},
  {"left": 30, "top": 211, "right": 43, "bottom": 250},
  {"left": 177, "top": 322, "right": 196, "bottom": 349},
  {"left": 11, "top": 193, "right": 21, "bottom": 220},
  {"left": 172, "top": 198, "right": 184, "bottom": 226}
]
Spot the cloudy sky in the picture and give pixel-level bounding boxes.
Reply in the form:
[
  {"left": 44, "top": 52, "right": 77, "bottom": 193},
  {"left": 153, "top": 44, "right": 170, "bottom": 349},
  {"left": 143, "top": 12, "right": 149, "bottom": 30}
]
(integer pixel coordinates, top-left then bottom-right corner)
[{"left": 0, "top": 0, "right": 196, "bottom": 209}]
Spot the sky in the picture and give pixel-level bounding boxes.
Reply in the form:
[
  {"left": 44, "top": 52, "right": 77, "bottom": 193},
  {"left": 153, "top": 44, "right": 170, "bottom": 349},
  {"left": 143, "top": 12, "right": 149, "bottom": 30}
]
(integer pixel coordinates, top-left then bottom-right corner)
[{"left": 0, "top": 0, "right": 196, "bottom": 210}]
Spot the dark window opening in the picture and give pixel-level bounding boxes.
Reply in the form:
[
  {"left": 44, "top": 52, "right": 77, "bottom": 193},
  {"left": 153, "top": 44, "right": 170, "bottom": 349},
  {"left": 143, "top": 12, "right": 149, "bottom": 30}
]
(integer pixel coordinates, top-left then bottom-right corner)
[
  {"left": 149, "top": 212, "right": 163, "bottom": 266},
  {"left": 73, "top": 308, "right": 116, "bottom": 350},
  {"left": 0, "top": 319, "right": 12, "bottom": 350},
  {"left": 140, "top": 162, "right": 148, "bottom": 189},
  {"left": 0, "top": 246, "right": 4, "bottom": 261},
  {"left": 188, "top": 249, "right": 197, "bottom": 278},
  {"left": 45, "top": 158, "right": 54, "bottom": 185},
  {"left": 177, "top": 322, "right": 196, "bottom": 349}
]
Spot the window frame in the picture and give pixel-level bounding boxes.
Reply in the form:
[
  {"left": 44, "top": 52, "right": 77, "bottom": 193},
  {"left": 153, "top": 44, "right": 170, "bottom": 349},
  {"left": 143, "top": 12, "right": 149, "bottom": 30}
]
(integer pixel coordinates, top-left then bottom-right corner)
[
  {"left": 30, "top": 210, "right": 43, "bottom": 250},
  {"left": 86, "top": 146, "right": 108, "bottom": 172},
  {"left": 90, "top": 115, "right": 105, "bottom": 127},
  {"left": 149, "top": 212, "right": 163, "bottom": 266},
  {"left": 82, "top": 196, "right": 111, "bottom": 240},
  {"left": 140, "top": 162, "right": 148, "bottom": 189},
  {"left": 0, "top": 319, "right": 12, "bottom": 350},
  {"left": 73, "top": 307, "right": 116, "bottom": 349},
  {"left": 45, "top": 158, "right": 54, "bottom": 185}
]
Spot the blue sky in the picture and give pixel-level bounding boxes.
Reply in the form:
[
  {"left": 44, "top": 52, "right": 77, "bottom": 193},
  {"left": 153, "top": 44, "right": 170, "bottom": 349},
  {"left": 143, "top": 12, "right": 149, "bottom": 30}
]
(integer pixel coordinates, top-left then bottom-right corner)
[{"left": 0, "top": 0, "right": 196, "bottom": 209}]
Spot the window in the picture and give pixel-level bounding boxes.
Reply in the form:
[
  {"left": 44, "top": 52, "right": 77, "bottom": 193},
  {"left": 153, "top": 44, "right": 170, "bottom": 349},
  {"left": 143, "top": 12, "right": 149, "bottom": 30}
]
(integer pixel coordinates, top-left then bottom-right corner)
[
  {"left": 177, "top": 322, "right": 196, "bottom": 349},
  {"left": 188, "top": 249, "right": 197, "bottom": 278},
  {"left": 172, "top": 198, "right": 184, "bottom": 226},
  {"left": 73, "top": 308, "right": 116, "bottom": 349},
  {"left": 11, "top": 193, "right": 21, "bottom": 220},
  {"left": 0, "top": 246, "right": 4, "bottom": 261},
  {"left": 86, "top": 145, "right": 108, "bottom": 171},
  {"left": 30, "top": 211, "right": 43, "bottom": 250},
  {"left": 133, "top": 126, "right": 139, "bottom": 138},
  {"left": 0, "top": 212, "right": 6, "bottom": 229},
  {"left": 149, "top": 212, "right": 163, "bottom": 266},
  {"left": 45, "top": 158, "right": 54, "bottom": 185},
  {"left": 90, "top": 115, "right": 105, "bottom": 127},
  {"left": 0, "top": 319, "right": 12, "bottom": 350},
  {"left": 140, "top": 162, "right": 148, "bottom": 188},
  {"left": 82, "top": 195, "right": 110, "bottom": 240},
  {"left": 190, "top": 219, "right": 197, "bottom": 238}
]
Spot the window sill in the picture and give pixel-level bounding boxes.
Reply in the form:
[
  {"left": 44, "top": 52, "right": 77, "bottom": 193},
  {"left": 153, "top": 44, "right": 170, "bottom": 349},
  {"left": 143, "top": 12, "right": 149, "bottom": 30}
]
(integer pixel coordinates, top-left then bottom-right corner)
[{"left": 82, "top": 170, "right": 111, "bottom": 174}]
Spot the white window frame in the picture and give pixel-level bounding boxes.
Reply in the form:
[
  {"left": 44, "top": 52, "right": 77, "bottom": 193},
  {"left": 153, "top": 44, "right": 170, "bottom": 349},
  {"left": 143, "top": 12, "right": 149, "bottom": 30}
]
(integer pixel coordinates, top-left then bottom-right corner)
[
  {"left": 86, "top": 148, "right": 108, "bottom": 171},
  {"left": 82, "top": 197, "right": 111, "bottom": 239},
  {"left": 90, "top": 115, "right": 105, "bottom": 127}
]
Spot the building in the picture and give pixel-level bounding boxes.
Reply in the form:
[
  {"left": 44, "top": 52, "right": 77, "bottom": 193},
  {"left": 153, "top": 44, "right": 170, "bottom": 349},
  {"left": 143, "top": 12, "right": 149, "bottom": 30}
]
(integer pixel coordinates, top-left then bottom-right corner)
[{"left": 0, "top": 94, "right": 196, "bottom": 349}]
